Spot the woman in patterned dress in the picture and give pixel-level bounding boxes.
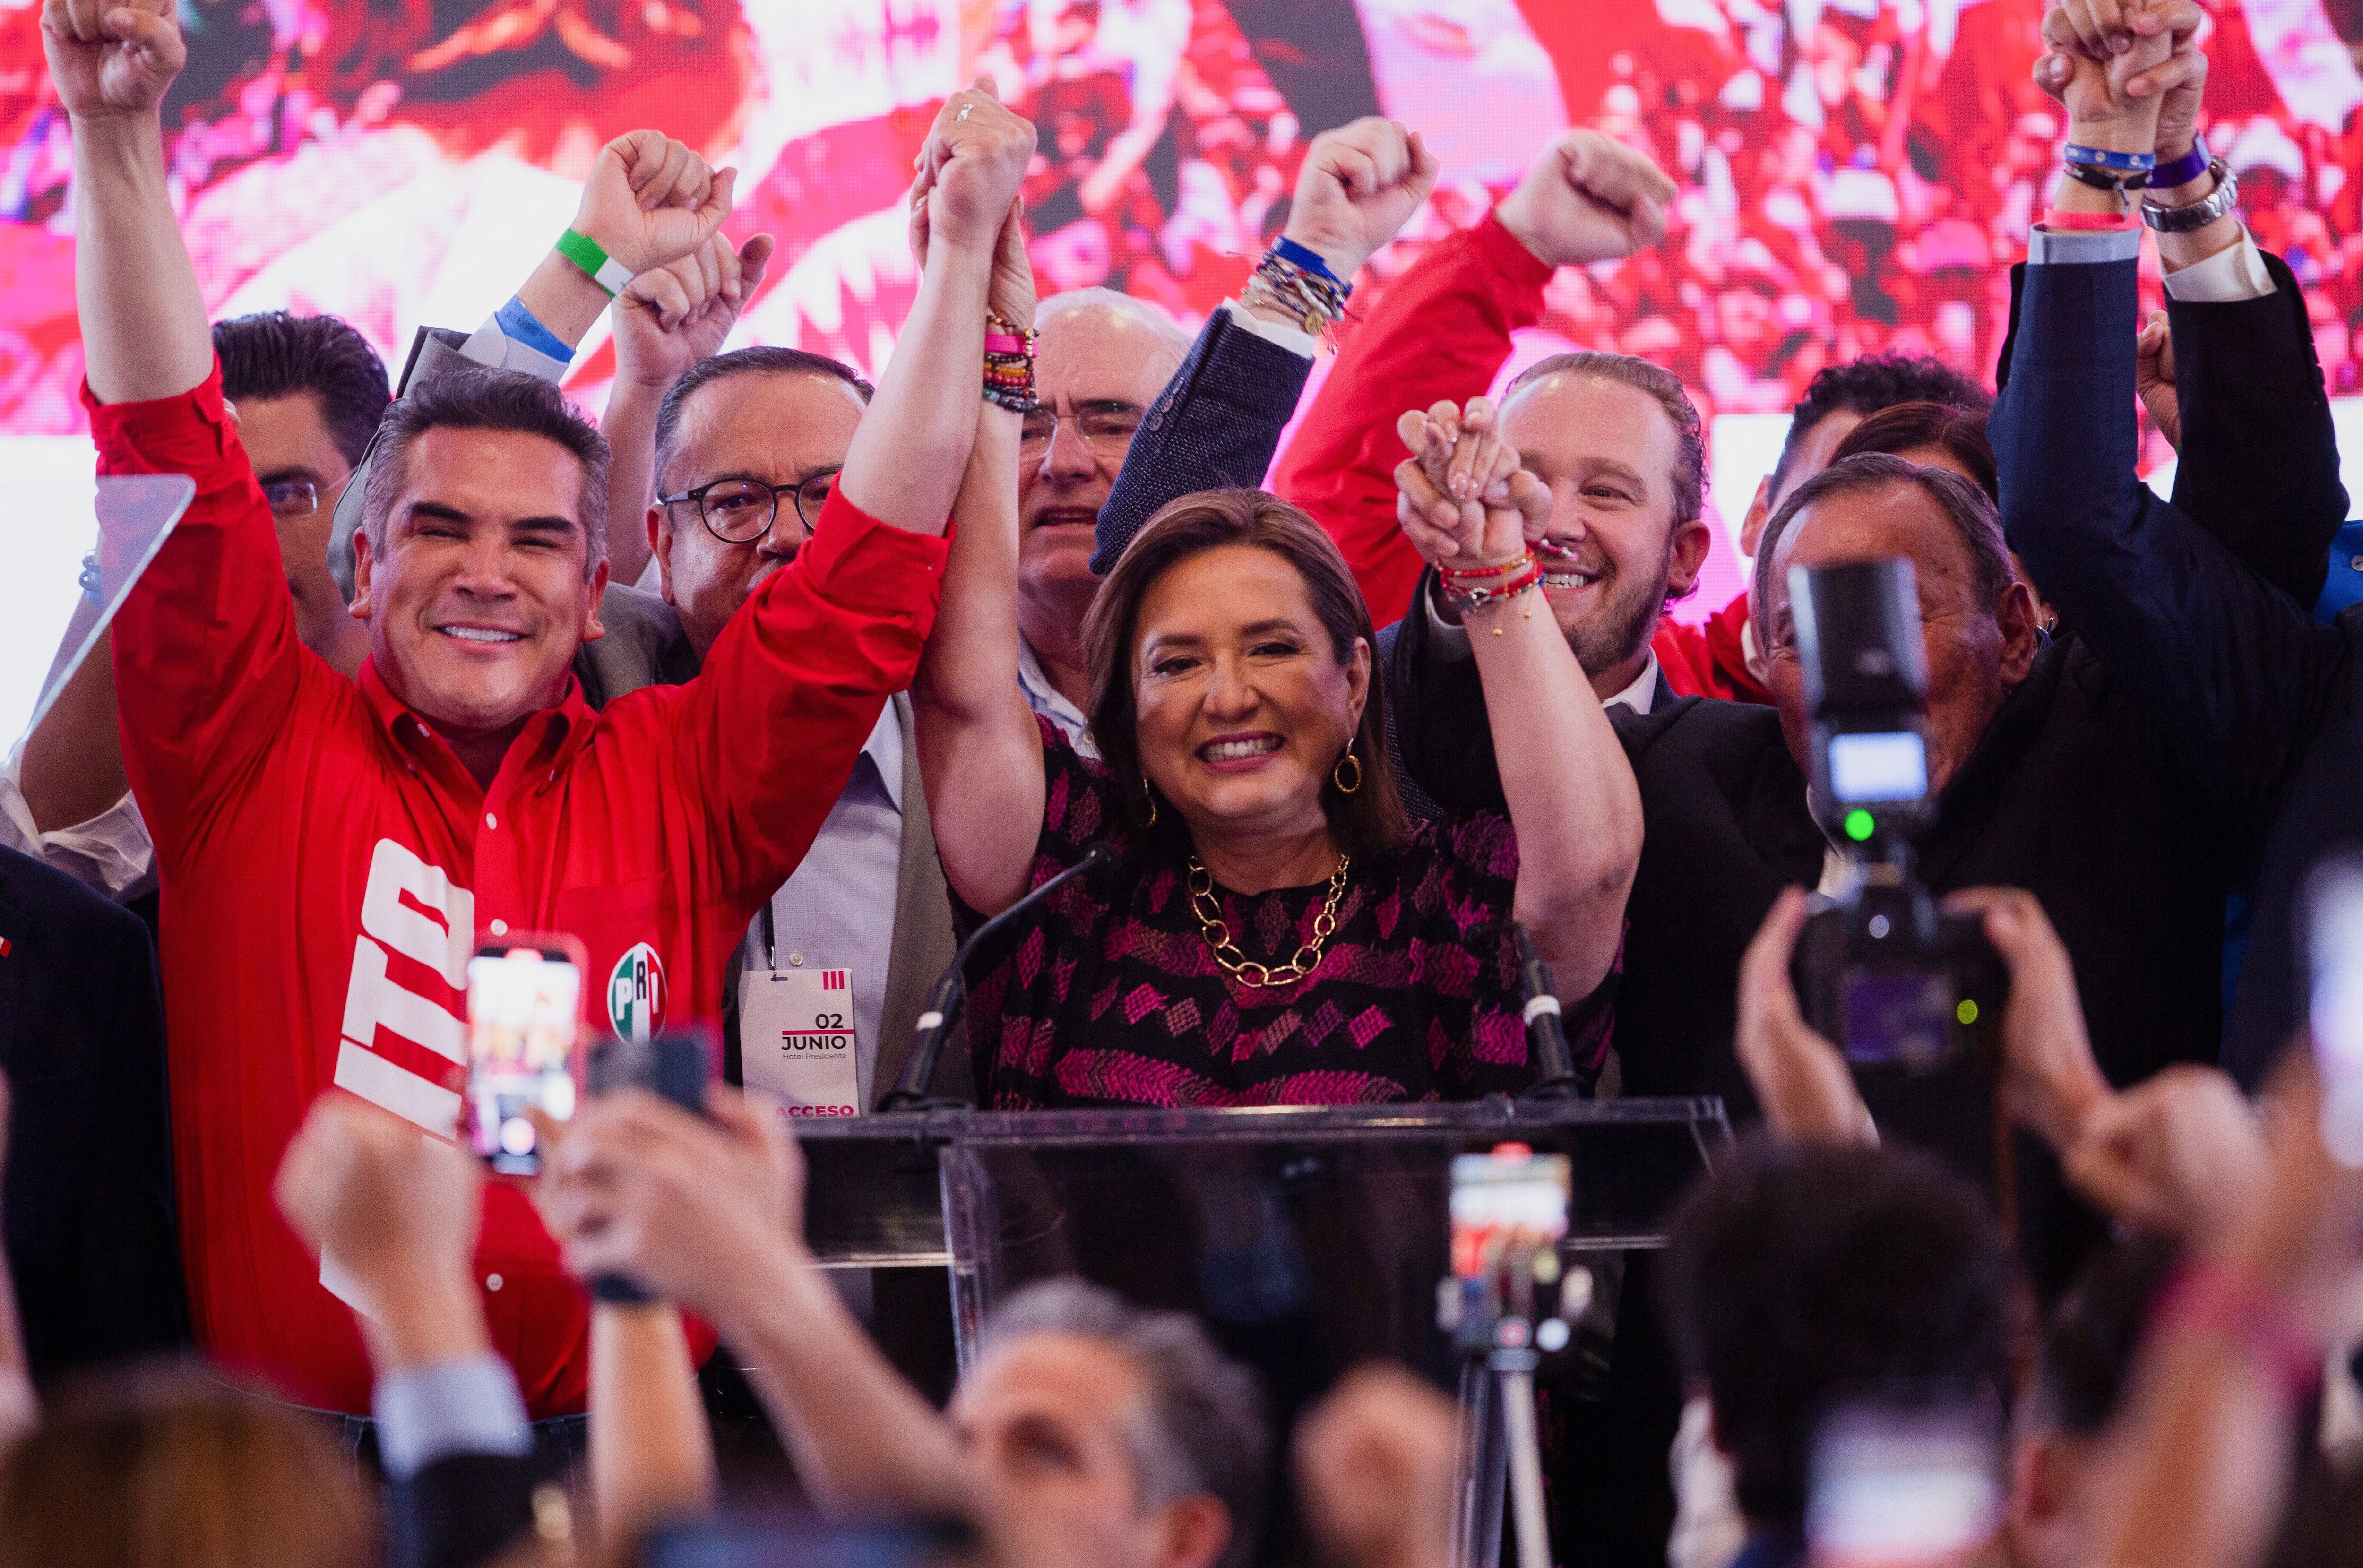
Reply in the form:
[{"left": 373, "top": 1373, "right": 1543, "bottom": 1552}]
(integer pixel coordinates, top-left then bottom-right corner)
[{"left": 915, "top": 362, "right": 1642, "bottom": 1107}]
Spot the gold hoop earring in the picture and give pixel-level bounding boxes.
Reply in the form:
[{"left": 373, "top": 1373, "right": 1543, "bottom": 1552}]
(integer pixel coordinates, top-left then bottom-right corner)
[
  {"left": 1142, "top": 776, "right": 1158, "bottom": 825},
  {"left": 1332, "top": 745, "right": 1363, "bottom": 796}
]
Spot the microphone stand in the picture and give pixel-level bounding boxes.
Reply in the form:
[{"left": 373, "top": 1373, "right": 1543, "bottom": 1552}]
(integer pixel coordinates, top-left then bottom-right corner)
[
  {"left": 878, "top": 843, "right": 1114, "bottom": 1112},
  {"left": 1512, "top": 923, "right": 1578, "bottom": 1101}
]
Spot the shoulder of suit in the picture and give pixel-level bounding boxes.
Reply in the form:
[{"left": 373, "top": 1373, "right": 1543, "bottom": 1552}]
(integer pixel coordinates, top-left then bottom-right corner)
[
  {"left": 599, "top": 582, "right": 685, "bottom": 642},
  {"left": 0, "top": 843, "right": 150, "bottom": 947},
  {"left": 1614, "top": 692, "right": 1785, "bottom": 753}
]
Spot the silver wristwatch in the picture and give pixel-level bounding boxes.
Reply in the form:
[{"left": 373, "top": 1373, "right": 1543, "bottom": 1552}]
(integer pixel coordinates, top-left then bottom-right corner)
[{"left": 2141, "top": 158, "right": 2239, "bottom": 233}]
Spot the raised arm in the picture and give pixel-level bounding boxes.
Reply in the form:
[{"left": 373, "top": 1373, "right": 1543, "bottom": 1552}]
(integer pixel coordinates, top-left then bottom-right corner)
[
  {"left": 1273, "top": 131, "right": 1673, "bottom": 628},
  {"left": 2029, "top": 2, "right": 2347, "bottom": 608},
  {"left": 1091, "top": 117, "right": 1436, "bottom": 573},
  {"left": 1393, "top": 399, "right": 1641, "bottom": 1004},
  {"left": 275, "top": 1097, "right": 538, "bottom": 1568},
  {"left": 47, "top": 0, "right": 206, "bottom": 401},
  {"left": 602, "top": 233, "right": 776, "bottom": 587},
  {"left": 840, "top": 78, "right": 1032, "bottom": 537},
  {"left": 675, "top": 84, "right": 1031, "bottom": 904},
  {"left": 540, "top": 1089, "right": 975, "bottom": 1521},
  {"left": 1989, "top": 31, "right": 2344, "bottom": 826},
  {"left": 914, "top": 203, "right": 1048, "bottom": 918}
]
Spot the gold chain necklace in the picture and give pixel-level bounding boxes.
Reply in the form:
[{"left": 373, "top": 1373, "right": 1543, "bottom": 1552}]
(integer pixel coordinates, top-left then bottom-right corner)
[{"left": 1187, "top": 853, "right": 1350, "bottom": 988}]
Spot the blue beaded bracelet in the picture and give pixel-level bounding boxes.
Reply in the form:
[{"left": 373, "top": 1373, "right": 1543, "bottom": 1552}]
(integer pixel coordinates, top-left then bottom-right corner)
[
  {"left": 2064, "top": 143, "right": 2157, "bottom": 173},
  {"left": 1272, "top": 234, "right": 1350, "bottom": 292},
  {"left": 2150, "top": 137, "right": 2210, "bottom": 190}
]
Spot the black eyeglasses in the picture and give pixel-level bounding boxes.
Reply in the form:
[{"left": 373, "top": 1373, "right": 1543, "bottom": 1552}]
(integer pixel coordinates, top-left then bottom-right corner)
[{"left": 659, "top": 468, "right": 840, "bottom": 544}]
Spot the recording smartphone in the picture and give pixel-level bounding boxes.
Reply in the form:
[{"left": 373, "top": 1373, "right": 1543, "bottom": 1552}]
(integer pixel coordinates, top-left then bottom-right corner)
[
  {"left": 2304, "top": 856, "right": 2363, "bottom": 1166},
  {"left": 1806, "top": 1405, "right": 2002, "bottom": 1568},
  {"left": 1443, "top": 1143, "right": 1576, "bottom": 1355},
  {"left": 464, "top": 936, "right": 587, "bottom": 1176},
  {"left": 1449, "top": 1143, "right": 1571, "bottom": 1282}
]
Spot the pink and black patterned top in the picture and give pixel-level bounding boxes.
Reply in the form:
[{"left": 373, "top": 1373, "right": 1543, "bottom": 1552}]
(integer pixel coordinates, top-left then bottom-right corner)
[{"left": 957, "top": 718, "right": 1613, "bottom": 1109}]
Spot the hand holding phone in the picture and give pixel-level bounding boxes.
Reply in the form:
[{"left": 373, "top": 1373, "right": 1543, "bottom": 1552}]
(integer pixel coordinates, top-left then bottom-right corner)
[{"left": 465, "top": 937, "right": 588, "bottom": 1176}]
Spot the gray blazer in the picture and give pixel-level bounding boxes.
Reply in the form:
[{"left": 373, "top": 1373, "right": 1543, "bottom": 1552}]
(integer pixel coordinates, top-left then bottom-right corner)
[{"left": 570, "top": 584, "right": 967, "bottom": 1103}]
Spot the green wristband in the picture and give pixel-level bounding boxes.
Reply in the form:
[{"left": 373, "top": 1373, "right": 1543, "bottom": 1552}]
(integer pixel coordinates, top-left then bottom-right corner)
[{"left": 554, "top": 228, "right": 632, "bottom": 297}]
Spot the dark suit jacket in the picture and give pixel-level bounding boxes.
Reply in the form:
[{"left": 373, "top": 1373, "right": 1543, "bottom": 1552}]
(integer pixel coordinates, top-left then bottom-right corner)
[
  {"left": 1991, "top": 243, "right": 2353, "bottom": 1087},
  {"left": 0, "top": 845, "right": 188, "bottom": 1375},
  {"left": 1091, "top": 303, "right": 1315, "bottom": 572},
  {"left": 1392, "top": 250, "right": 2340, "bottom": 1289}
]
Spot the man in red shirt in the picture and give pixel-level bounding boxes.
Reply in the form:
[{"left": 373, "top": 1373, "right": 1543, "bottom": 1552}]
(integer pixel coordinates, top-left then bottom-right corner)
[{"left": 45, "top": 0, "right": 1035, "bottom": 1419}]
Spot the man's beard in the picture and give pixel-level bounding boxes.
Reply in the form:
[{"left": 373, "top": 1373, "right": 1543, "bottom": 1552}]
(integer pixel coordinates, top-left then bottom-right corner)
[{"left": 1554, "top": 537, "right": 1677, "bottom": 678}]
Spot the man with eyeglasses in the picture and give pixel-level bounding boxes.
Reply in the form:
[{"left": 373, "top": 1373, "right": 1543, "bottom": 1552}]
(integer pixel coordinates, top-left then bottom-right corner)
[
  {"left": 1012, "top": 288, "right": 1194, "bottom": 753},
  {"left": 568, "top": 344, "right": 959, "bottom": 1113}
]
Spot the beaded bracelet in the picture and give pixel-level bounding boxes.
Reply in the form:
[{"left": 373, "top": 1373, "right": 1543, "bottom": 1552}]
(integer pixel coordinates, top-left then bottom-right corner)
[
  {"left": 1439, "top": 557, "right": 1543, "bottom": 630},
  {"left": 1242, "top": 242, "right": 1352, "bottom": 339},
  {"left": 982, "top": 311, "right": 1039, "bottom": 413}
]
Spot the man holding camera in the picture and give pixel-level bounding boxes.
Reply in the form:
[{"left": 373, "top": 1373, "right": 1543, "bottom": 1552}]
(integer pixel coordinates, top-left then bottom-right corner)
[
  {"left": 1390, "top": 7, "right": 2338, "bottom": 1246},
  {"left": 46, "top": 0, "right": 1030, "bottom": 1425}
]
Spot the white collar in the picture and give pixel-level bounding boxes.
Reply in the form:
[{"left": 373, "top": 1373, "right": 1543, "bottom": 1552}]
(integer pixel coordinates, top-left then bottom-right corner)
[
  {"left": 1605, "top": 651, "right": 1660, "bottom": 715},
  {"left": 1016, "top": 635, "right": 1095, "bottom": 749}
]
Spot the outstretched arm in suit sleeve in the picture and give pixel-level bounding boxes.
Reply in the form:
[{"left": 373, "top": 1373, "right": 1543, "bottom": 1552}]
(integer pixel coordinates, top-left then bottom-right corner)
[{"left": 1990, "top": 224, "right": 2341, "bottom": 826}]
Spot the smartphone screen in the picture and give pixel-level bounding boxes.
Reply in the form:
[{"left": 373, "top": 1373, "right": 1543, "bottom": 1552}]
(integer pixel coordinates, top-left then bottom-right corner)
[
  {"left": 1449, "top": 1143, "right": 1571, "bottom": 1281},
  {"left": 1807, "top": 1406, "right": 2001, "bottom": 1568},
  {"left": 2306, "top": 858, "right": 2363, "bottom": 1166},
  {"left": 465, "top": 937, "right": 586, "bottom": 1175}
]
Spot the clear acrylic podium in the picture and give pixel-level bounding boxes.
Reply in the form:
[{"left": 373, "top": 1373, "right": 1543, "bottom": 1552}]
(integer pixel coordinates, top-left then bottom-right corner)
[{"left": 795, "top": 1097, "right": 1732, "bottom": 1568}]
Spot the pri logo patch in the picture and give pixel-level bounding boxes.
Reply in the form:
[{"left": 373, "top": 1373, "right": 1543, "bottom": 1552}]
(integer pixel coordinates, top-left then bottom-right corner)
[{"left": 607, "top": 942, "right": 666, "bottom": 1042}]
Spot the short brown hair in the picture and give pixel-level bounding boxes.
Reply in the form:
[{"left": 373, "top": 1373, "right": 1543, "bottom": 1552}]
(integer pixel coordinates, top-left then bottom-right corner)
[
  {"left": 1830, "top": 401, "right": 1998, "bottom": 501},
  {"left": 1501, "top": 350, "right": 1708, "bottom": 525},
  {"left": 0, "top": 1362, "right": 376, "bottom": 1568},
  {"left": 1084, "top": 489, "right": 1411, "bottom": 860}
]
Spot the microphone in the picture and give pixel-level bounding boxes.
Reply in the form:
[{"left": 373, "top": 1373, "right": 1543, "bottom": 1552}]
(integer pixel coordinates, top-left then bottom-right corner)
[
  {"left": 1514, "top": 922, "right": 1579, "bottom": 1101},
  {"left": 879, "top": 842, "right": 1117, "bottom": 1111}
]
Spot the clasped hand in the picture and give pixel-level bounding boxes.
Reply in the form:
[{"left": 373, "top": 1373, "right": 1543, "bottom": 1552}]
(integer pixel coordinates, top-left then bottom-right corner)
[{"left": 1391, "top": 398, "right": 1545, "bottom": 568}]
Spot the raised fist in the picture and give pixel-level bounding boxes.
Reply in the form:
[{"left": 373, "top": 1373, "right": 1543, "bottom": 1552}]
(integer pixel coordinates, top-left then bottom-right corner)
[
  {"left": 1281, "top": 116, "right": 1440, "bottom": 283},
  {"left": 41, "top": 0, "right": 184, "bottom": 122},
  {"left": 614, "top": 231, "right": 776, "bottom": 393},
  {"left": 1494, "top": 130, "right": 1679, "bottom": 269},
  {"left": 572, "top": 129, "right": 737, "bottom": 279},
  {"left": 911, "top": 78, "right": 1037, "bottom": 254},
  {"left": 273, "top": 1094, "right": 483, "bottom": 1316}
]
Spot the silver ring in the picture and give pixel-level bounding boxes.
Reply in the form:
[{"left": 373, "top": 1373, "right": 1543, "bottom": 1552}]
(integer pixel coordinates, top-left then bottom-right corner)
[{"left": 956, "top": 103, "right": 972, "bottom": 121}]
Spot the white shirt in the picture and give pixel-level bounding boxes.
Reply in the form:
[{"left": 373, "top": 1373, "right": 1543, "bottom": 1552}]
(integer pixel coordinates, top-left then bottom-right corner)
[
  {"left": 0, "top": 751, "right": 155, "bottom": 901},
  {"left": 742, "top": 704, "right": 905, "bottom": 1108},
  {"left": 1017, "top": 635, "right": 1097, "bottom": 758}
]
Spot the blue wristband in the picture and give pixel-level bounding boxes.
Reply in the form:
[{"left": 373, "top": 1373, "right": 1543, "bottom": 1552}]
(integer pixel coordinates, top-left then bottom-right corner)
[
  {"left": 2150, "top": 137, "right": 2210, "bottom": 191},
  {"left": 1273, "top": 234, "right": 1347, "bottom": 288},
  {"left": 2064, "top": 143, "right": 2157, "bottom": 173},
  {"left": 494, "top": 295, "right": 575, "bottom": 366}
]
